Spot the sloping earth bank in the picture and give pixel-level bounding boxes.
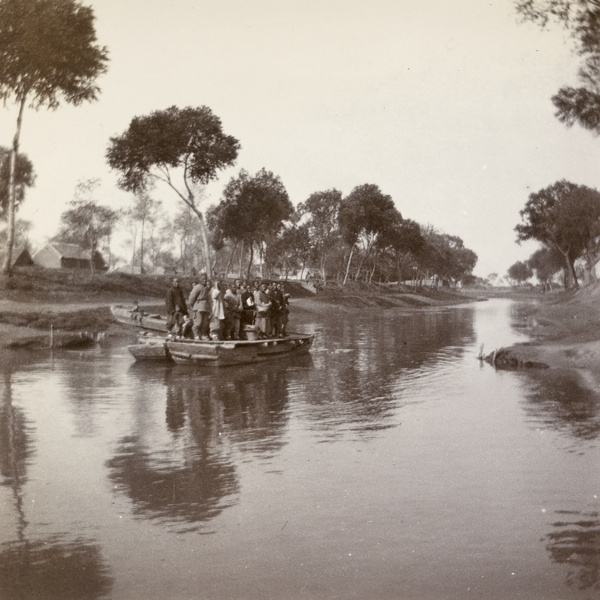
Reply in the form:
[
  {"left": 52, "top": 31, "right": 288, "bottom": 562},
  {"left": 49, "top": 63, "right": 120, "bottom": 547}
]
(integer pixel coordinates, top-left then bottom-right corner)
[
  {"left": 484, "top": 284, "right": 600, "bottom": 390},
  {"left": 0, "top": 270, "right": 473, "bottom": 349}
]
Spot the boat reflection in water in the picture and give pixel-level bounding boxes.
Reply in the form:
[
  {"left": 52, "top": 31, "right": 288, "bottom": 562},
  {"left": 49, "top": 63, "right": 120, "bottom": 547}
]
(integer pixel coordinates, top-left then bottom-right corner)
[
  {"left": 107, "top": 355, "right": 313, "bottom": 531},
  {"left": 2, "top": 300, "right": 600, "bottom": 599}
]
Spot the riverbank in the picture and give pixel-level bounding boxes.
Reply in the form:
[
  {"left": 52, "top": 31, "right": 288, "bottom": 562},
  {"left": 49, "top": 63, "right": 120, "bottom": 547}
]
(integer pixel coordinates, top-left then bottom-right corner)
[
  {"left": 0, "top": 268, "right": 477, "bottom": 348},
  {"left": 484, "top": 284, "right": 600, "bottom": 390}
]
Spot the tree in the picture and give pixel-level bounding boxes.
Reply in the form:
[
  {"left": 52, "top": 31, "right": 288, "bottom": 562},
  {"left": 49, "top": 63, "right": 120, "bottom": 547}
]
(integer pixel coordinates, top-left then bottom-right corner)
[
  {"left": 106, "top": 105, "right": 240, "bottom": 275},
  {"left": 528, "top": 246, "right": 564, "bottom": 290},
  {"left": 507, "top": 260, "right": 533, "bottom": 284},
  {"left": 515, "top": 179, "right": 600, "bottom": 288},
  {"left": 516, "top": 2, "right": 600, "bottom": 136},
  {"left": 0, "top": 0, "right": 109, "bottom": 275},
  {"left": 338, "top": 184, "right": 401, "bottom": 285},
  {"left": 297, "top": 189, "right": 343, "bottom": 281},
  {"left": 172, "top": 205, "right": 206, "bottom": 274},
  {"left": 0, "top": 147, "right": 35, "bottom": 219},
  {"left": 266, "top": 222, "right": 311, "bottom": 279},
  {"left": 57, "top": 179, "right": 118, "bottom": 275},
  {"left": 121, "top": 191, "right": 161, "bottom": 274},
  {"left": 362, "top": 217, "right": 424, "bottom": 284},
  {"left": 207, "top": 169, "right": 293, "bottom": 280}
]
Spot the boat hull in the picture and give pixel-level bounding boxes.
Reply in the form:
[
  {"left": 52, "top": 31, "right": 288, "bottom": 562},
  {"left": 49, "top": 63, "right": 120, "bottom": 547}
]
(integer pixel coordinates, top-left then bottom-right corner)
[
  {"left": 111, "top": 304, "right": 167, "bottom": 333},
  {"left": 129, "top": 332, "right": 314, "bottom": 366},
  {"left": 128, "top": 337, "right": 171, "bottom": 361}
]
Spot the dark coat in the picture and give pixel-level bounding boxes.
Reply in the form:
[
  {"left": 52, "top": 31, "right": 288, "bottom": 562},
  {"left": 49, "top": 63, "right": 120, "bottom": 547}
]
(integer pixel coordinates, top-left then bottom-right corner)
[{"left": 166, "top": 285, "right": 188, "bottom": 315}]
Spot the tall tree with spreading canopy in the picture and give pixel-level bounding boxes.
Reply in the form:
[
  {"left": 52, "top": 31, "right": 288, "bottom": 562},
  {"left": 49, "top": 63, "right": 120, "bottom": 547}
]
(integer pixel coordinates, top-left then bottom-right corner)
[
  {"left": 106, "top": 105, "right": 240, "bottom": 275},
  {"left": 528, "top": 246, "right": 565, "bottom": 290},
  {"left": 338, "top": 184, "right": 401, "bottom": 285},
  {"left": 0, "top": 0, "right": 109, "bottom": 275},
  {"left": 515, "top": 179, "right": 600, "bottom": 288},
  {"left": 507, "top": 260, "right": 533, "bottom": 284},
  {"left": 207, "top": 169, "right": 293, "bottom": 280},
  {"left": 297, "top": 189, "right": 343, "bottom": 282}
]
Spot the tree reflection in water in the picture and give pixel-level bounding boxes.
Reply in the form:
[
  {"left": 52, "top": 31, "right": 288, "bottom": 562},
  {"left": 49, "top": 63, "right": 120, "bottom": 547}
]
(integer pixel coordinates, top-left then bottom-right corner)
[
  {"left": 0, "top": 536, "right": 113, "bottom": 600},
  {"left": 107, "top": 432, "right": 239, "bottom": 530},
  {"left": 0, "top": 353, "right": 113, "bottom": 600},
  {"left": 299, "top": 309, "right": 476, "bottom": 440},
  {"left": 109, "top": 356, "right": 310, "bottom": 530},
  {"left": 520, "top": 370, "right": 600, "bottom": 442},
  {"left": 545, "top": 510, "right": 600, "bottom": 593}
]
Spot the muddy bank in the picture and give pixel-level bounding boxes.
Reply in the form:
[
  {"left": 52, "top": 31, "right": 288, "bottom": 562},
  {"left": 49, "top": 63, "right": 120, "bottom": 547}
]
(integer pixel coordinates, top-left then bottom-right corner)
[
  {"left": 0, "top": 284, "right": 471, "bottom": 349},
  {"left": 482, "top": 285, "right": 600, "bottom": 390}
]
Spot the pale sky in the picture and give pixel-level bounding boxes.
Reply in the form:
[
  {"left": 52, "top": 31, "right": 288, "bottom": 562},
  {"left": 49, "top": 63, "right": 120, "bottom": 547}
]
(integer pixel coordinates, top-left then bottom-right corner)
[{"left": 2, "top": 0, "right": 599, "bottom": 278}]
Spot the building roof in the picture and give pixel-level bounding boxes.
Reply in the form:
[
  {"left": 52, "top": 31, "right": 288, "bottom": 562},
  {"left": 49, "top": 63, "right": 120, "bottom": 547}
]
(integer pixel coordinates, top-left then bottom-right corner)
[{"left": 42, "top": 242, "right": 91, "bottom": 261}]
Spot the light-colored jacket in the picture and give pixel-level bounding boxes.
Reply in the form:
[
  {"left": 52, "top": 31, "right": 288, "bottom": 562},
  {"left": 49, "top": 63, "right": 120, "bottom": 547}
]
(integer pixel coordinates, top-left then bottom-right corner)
[{"left": 189, "top": 282, "right": 210, "bottom": 313}]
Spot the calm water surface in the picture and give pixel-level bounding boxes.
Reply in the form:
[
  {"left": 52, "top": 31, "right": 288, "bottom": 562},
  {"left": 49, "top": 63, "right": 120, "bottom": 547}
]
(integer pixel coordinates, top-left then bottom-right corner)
[{"left": 1, "top": 299, "right": 599, "bottom": 600}]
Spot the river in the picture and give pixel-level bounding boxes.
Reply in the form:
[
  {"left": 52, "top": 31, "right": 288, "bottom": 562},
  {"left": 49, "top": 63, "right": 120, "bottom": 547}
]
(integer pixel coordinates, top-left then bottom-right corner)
[{"left": 0, "top": 298, "right": 599, "bottom": 600}]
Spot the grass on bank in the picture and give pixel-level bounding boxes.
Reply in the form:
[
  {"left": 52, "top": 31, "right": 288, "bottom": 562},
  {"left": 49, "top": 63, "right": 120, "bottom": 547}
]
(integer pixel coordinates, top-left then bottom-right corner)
[{"left": 0, "top": 265, "right": 485, "bottom": 332}]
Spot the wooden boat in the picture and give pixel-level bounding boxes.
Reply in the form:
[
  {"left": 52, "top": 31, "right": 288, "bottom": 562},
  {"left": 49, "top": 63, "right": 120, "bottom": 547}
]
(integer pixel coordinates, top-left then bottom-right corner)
[
  {"left": 111, "top": 304, "right": 168, "bottom": 333},
  {"left": 127, "top": 332, "right": 314, "bottom": 367},
  {"left": 128, "top": 334, "right": 172, "bottom": 361}
]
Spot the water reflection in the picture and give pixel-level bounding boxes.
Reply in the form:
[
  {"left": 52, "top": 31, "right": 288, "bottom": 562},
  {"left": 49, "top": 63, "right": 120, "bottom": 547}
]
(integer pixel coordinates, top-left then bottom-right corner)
[
  {"left": 0, "top": 369, "right": 35, "bottom": 490},
  {"left": 521, "top": 370, "right": 600, "bottom": 442},
  {"left": 108, "top": 356, "right": 312, "bottom": 530},
  {"left": 0, "top": 355, "right": 113, "bottom": 600},
  {"left": 299, "top": 308, "right": 476, "bottom": 440},
  {"left": 0, "top": 536, "right": 113, "bottom": 600},
  {"left": 546, "top": 510, "right": 600, "bottom": 593}
]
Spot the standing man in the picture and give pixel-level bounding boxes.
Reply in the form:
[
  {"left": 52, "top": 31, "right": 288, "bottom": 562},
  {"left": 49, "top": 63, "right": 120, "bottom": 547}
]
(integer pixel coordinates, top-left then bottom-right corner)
[
  {"left": 240, "top": 281, "right": 255, "bottom": 338},
  {"left": 188, "top": 273, "right": 211, "bottom": 340},
  {"left": 224, "top": 281, "right": 242, "bottom": 340},
  {"left": 278, "top": 282, "right": 290, "bottom": 336},
  {"left": 210, "top": 280, "right": 226, "bottom": 340},
  {"left": 254, "top": 281, "right": 272, "bottom": 338},
  {"left": 166, "top": 278, "right": 188, "bottom": 338}
]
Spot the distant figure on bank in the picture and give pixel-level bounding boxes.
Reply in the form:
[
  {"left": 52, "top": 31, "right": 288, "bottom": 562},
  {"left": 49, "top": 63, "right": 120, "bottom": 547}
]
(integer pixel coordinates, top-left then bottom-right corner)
[{"left": 166, "top": 278, "right": 188, "bottom": 338}]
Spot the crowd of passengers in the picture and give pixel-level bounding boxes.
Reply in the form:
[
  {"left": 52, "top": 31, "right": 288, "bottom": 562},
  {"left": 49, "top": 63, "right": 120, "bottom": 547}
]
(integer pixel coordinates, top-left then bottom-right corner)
[{"left": 164, "top": 275, "right": 291, "bottom": 341}]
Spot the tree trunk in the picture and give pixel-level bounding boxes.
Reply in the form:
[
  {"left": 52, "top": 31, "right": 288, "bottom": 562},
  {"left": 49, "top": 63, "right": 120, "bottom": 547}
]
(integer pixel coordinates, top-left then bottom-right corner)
[
  {"left": 131, "top": 232, "right": 137, "bottom": 275},
  {"left": 246, "top": 243, "right": 254, "bottom": 281},
  {"left": 187, "top": 201, "right": 211, "bottom": 276},
  {"left": 140, "top": 216, "right": 146, "bottom": 275},
  {"left": 259, "top": 242, "right": 264, "bottom": 279},
  {"left": 90, "top": 240, "right": 97, "bottom": 278},
  {"left": 588, "top": 259, "right": 597, "bottom": 284},
  {"left": 368, "top": 262, "right": 376, "bottom": 284},
  {"left": 2, "top": 97, "right": 26, "bottom": 277},
  {"left": 225, "top": 241, "right": 238, "bottom": 278},
  {"left": 239, "top": 240, "right": 245, "bottom": 279},
  {"left": 343, "top": 246, "right": 354, "bottom": 286}
]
